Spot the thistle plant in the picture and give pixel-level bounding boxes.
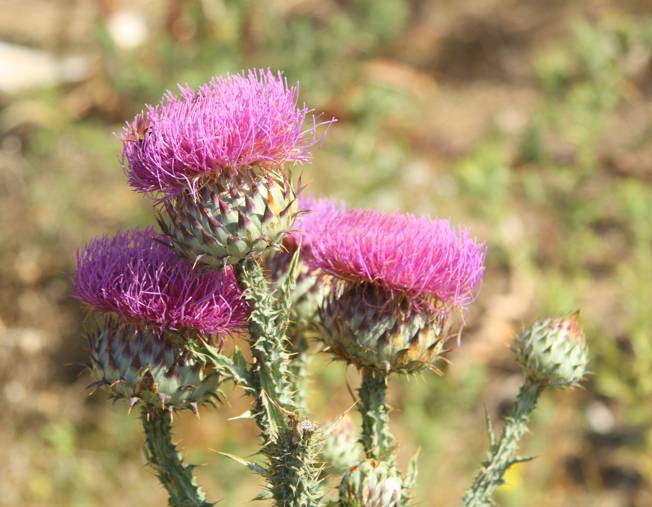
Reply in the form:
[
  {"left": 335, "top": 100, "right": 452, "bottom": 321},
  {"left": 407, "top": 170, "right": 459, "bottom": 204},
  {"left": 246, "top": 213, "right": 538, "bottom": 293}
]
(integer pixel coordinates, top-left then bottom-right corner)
[
  {"left": 75, "top": 228, "right": 249, "bottom": 506},
  {"left": 303, "top": 206, "right": 486, "bottom": 504},
  {"left": 462, "top": 312, "right": 589, "bottom": 507},
  {"left": 73, "top": 68, "right": 590, "bottom": 507},
  {"left": 120, "top": 69, "right": 333, "bottom": 506}
]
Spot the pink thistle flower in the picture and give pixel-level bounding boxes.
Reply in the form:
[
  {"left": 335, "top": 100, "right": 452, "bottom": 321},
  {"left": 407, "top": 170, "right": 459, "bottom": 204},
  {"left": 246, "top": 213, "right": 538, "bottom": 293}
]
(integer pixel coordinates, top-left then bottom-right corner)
[
  {"left": 122, "top": 69, "right": 334, "bottom": 197},
  {"left": 306, "top": 208, "right": 486, "bottom": 311},
  {"left": 74, "top": 228, "right": 249, "bottom": 336}
]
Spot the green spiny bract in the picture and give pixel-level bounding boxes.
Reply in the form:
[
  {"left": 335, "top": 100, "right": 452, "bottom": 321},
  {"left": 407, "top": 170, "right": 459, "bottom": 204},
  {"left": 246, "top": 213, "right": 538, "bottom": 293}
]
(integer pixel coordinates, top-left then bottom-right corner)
[
  {"left": 321, "top": 416, "right": 362, "bottom": 474},
  {"left": 513, "top": 311, "right": 589, "bottom": 389},
  {"left": 88, "top": 319, "right": 221, "bottom": 413},
  {"left": 158, "top": 167, "right": 298, "bottom": 266},
  {"left": 339, "top": 459, "right": 403, "bottom": 507},
  {"left": 320, "top": 283, "right": 445, "bottom": 373}
]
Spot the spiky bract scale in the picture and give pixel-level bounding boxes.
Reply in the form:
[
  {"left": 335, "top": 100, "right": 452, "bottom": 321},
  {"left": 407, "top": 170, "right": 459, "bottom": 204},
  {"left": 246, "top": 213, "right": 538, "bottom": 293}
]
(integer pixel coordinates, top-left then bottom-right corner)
[
  {"left": 514, "top": 312, "right": 589, "bottom": 389},
  {"left": 320, "top": 283, "right": 445, "bottom": 373},
  {"left": 159, "top": 168, "right": 298, "bottom": 266},
  {"left": 88, "top": 319, "right": 220, "bottom": 412},
  {"left": 74, "top": 228, "right": 248, "bottom": 336},
  {"left": 339, "top": 459, "right": 403, "bottom": 507},
  {"left": 122, "top": 69, "right": 333, "bottom": 197}
]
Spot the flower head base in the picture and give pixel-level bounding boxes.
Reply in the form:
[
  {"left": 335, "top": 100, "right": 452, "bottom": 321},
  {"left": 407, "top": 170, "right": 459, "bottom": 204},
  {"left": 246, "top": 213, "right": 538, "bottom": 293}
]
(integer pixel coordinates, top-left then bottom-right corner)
[
  {"left": 306, "top": 208, "right": 486, "bottom": 311},
  {"left": 74, "top": 228, "right": 248, "bottom": 337},
  {"left": 514, "top": 311, "right": 589, "bottom": 389},
  {"left": 88, "top": 318, "right": 221, "bottom": 414},
  {"left": 122, "top": 69, "right": 333, "bottom": 197},
  {"left": 320, "top": 283, "right": 446, "bottom": 373},
  {"left": 159, "top": 167, "right": 297, "bottom": 266},
  {"left": 339, "top": 459, "right": 402, "bottom": 507}
]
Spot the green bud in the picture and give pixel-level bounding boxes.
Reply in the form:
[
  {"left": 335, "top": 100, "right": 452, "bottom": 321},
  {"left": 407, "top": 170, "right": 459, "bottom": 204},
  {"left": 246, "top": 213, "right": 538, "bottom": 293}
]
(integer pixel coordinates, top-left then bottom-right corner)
[
  {"left": 513, "top": 311, "right": 589, "bottom": 389},
  {"left": 321, "top": 416, "right": 362, "bottom": 474},
  {"left": 339, "top": 459, "right": 402, "bottom": 507}
]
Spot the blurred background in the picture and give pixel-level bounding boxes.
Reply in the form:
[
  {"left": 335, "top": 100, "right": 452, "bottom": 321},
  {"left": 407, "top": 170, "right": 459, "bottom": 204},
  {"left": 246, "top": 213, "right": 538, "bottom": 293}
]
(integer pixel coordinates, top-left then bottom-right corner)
[{"left": 1, "top": 0, "right": 652, "bottom": 505}]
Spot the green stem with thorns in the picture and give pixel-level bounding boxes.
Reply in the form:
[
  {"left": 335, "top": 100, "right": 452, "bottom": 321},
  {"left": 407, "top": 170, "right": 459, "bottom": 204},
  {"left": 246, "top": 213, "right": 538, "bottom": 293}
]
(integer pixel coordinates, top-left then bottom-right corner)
[
  {"left": 358, "top": 368, "right": 396, "bottom": 463},
  {"left": 462, "top": 379, "right": 544, "bottom": 507},
  {"left": 141, "top": 408, "right": 213, "bottom": 507},
  {"left": 236, "top": 256, "right": 322, "bottom": 506}
]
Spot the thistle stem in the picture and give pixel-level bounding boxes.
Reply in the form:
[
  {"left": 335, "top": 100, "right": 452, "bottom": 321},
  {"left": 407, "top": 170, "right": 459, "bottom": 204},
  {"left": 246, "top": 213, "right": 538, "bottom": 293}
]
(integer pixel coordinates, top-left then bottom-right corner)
[
  {"left": 141, "top": 408, "right": 212, "bottom": 507},
  {"left": 358, "top": 368, "right": 395, "bottom": 463},
  {"left": 290, "top": 333, "right": 310, "bottom": 415},
  {"left": 462, "top": 379, "right": 545, "bottom": 507},
  {"left": 236, "top": 257, "right": 322, "bottom": 506}
]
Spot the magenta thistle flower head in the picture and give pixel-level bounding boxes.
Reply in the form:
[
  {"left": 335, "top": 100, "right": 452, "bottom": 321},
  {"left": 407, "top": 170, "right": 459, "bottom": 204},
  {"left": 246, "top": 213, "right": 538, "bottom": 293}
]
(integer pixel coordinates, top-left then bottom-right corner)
[
  {"left": 122, "top": 68, "right": 334, "bottom": 197},
  {"left": 74, "top": 228, "right": 249, "bottom": 336},
  {"left": 309, "top": 208, "right": 486, "bottom": 372},
  {"left": 307, "top": 208, "right": 486, "bottom": 310}
]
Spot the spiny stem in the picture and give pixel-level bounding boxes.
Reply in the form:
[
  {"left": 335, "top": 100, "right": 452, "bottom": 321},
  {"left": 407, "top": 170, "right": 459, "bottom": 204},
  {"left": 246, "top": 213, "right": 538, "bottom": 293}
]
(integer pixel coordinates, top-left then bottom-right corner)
[
  {"left": 358, "top": 368, "right": 395, "bottom": 463},
  {"left": 141, "top": 408, "right": 213, "bottom": 507},
  {"left": 290, "top": 333, "right": 310, "bottom": 415},
  {"left": 236, "top": 257, "right": 322, "bottom": 506},
  {"left": 462, "top": 379, "right": 544, "bottom": 507}
]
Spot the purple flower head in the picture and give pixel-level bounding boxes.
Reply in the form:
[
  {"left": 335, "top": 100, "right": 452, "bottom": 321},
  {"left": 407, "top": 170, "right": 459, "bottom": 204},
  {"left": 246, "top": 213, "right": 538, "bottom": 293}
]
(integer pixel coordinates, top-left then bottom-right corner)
[
  {"left": 122, "top": 69, "right": 335, "bottom": 197},
  {"left": 306, "top": 208, "right": 486, "bottom": 311},
  {"left": 74, "top": 228, "right": 249, "bottom": 336}
]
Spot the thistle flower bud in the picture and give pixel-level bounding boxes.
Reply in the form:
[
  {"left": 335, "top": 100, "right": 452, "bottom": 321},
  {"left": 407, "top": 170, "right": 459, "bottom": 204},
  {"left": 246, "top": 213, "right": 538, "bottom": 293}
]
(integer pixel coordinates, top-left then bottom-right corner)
[
  {"left": 88, "top": 319, "right": 220, "bottom": 413},
  {"left": 159, "top": 167, "right": 298, "bottom": 266},
  {"left": 321, "top": 416, "right": 362, "bottom": 474},
  {"left": 513, "top": 311, "right": 589, "bottom": 389},
  {"left": 339, "top": 459, "right": 403, "bottom": 507}
]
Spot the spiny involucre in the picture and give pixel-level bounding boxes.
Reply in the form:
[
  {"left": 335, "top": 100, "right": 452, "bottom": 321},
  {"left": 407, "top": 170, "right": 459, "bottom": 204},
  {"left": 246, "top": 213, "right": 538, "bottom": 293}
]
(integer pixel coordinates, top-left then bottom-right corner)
[
  {"left": 306, "top": 208, "right": 486, "bottom": 311},
  {"left": 88, "top": 318, "right": 222, "bottom": 413},
  {"left": 122, "top": 68, "right": 334, "bottom": 197},
  {"left": 74, "top": 227, "right": 249, "bottom": 336},
  {"left": 514, "top": 311, "right": 589, "bottom": 389}
]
